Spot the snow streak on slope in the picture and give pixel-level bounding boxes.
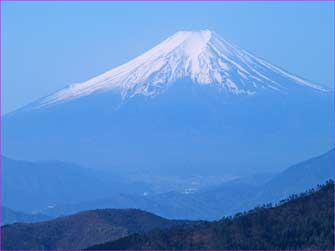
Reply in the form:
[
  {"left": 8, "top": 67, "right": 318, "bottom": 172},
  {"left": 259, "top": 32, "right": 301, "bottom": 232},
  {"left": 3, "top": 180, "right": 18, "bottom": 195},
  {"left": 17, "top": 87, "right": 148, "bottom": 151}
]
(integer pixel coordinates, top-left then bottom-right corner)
[{"left": 39, "top": 30, "right": 326, "bottom": 107}]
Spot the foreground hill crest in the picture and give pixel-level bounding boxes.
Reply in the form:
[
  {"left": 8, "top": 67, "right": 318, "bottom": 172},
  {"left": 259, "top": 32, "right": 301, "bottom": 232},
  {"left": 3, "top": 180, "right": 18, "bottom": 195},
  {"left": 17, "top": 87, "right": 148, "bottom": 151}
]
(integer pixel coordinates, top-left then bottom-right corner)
[{"left": 35, "top": 29, "right": 326, "bottom": 108}]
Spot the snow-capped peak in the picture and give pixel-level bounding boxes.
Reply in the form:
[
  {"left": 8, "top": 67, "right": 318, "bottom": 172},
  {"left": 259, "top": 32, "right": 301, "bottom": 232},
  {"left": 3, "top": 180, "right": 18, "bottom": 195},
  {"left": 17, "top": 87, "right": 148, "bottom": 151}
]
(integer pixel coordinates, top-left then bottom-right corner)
[{"left": 39, "top": 30, "right": 327, "bottom": 107}]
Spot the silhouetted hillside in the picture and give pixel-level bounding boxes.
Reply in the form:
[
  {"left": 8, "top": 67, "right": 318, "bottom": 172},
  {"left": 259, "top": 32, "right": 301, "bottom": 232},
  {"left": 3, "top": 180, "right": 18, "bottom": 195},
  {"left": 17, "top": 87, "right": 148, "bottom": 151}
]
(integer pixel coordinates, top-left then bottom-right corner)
[
  {"left": 88, "top": 181, "right": 334, "bottom": 250},
  {"left": 1, "top": 209, "right": 191, "bottom": 250}
]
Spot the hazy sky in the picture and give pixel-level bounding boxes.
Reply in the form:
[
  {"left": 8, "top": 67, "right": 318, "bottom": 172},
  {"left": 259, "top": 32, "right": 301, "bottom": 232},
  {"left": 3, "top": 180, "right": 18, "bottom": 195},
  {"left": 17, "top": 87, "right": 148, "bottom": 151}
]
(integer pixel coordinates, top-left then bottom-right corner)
[{"left": 2, "top": 1, "right": 334, "bottom": 114}]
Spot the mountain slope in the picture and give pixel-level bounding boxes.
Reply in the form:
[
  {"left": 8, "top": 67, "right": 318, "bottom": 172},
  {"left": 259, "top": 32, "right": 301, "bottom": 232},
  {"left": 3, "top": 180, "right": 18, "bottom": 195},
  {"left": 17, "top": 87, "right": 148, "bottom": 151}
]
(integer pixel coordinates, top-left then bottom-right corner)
[
  {"left": 199, "top": 148, "right": 335, "bottom": 217},
  {"left": 256, "top": 149, "right": 334, "bottom": 203},
  {"left": 1, "top": 209, "right": 191, "bottom": 250},
  {"left": 2, "top": 207, "right": 50, "bottom": 225},
  {"left": 88, "top": 181, "right": 334, "bottom": 250}
]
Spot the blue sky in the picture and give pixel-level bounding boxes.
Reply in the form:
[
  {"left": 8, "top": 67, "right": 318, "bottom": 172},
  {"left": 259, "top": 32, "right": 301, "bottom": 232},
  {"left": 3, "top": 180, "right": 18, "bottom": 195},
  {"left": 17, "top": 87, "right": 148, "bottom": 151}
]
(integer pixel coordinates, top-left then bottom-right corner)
[{"left": 2, "top": 1, "right": 334, "bottom": 114}]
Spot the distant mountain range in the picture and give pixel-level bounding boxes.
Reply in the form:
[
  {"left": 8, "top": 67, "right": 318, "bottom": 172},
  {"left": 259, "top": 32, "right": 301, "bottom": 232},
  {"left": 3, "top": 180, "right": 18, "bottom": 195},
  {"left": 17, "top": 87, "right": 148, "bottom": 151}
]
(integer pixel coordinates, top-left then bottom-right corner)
[
  {"left": 40, "top": 149, "right": 334, "bottom": 220},
  {"left": 2, "top": 156, "right": 151, "bottom": 213},
  {"left": 2, "top": 207, "right": 50, "bottom": 226},
  {"left": 88, "top": 181, "right": 334, "bottom": 250},
  {"left": 3, "top": 30, "right": 333, "bottom": 178},
  {"left": 1, "top": 209, "right": 193, "bottom": 250}
]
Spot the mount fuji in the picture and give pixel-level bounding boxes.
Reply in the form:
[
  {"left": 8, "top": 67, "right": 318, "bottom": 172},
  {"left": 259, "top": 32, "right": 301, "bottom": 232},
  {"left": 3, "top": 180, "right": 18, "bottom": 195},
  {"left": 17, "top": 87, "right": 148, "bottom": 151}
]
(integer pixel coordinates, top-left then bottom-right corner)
[
  {"left": 3, "top": 30, "right": 333, "bottom": 176},
  {"left": 26, "top": 30, "right": 325, "bottom": 107}
]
